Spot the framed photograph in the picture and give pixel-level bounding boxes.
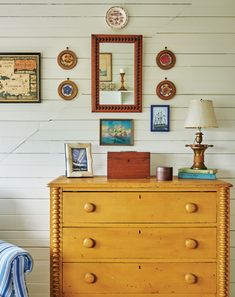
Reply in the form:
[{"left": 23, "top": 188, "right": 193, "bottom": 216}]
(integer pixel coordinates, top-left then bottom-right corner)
[
  {"left": 100, "top": 119, "right": 134, "bottom": 146},
  {"left": 65, "top": 143, "right": 93, "bottom": 177},
  {"left": 151, "top": 105, "right": 170, "bottom": 132},
  {"left": 99, "top": 53, "right": 112, "bottom": 82},
  {"left": 0, "top": 53, "right": 40, "bottom": 103}
]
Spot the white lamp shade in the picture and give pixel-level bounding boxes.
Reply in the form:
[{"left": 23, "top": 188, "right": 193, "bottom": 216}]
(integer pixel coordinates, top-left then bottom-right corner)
[{"left": 184, "top": 99, "right": 218, "bottom": 128}]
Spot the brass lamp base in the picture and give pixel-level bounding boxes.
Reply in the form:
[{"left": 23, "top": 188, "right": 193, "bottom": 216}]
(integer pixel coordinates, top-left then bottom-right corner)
[{"left": 185, "top": 143, "right": 213, "bottom": 170}]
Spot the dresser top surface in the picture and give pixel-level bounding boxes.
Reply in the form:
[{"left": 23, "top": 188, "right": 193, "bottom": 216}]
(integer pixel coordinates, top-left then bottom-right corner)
[{"left": 48, "top": 176, "right": 232, "bottom": 189}]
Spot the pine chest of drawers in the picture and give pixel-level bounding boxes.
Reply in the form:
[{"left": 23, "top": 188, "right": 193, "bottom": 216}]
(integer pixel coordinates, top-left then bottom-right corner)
[{"left": 49, "top": 176, "right": 232, "bottom": 297}]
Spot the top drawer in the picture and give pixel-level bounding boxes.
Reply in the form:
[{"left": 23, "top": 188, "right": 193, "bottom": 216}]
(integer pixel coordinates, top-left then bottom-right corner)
[{"left": 63, "top": 191, "right": 216, "bottom": 225}]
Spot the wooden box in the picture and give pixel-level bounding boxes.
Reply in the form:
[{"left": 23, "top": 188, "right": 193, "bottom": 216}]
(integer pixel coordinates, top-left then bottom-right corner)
[{"left": 107, "top": 151, "right": 150, "bottom": 179}]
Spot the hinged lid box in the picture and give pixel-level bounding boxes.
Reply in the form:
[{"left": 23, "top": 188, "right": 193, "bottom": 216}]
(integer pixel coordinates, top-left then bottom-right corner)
[{"left": 107, "top": 151, "right": 150, "bottom": 179}]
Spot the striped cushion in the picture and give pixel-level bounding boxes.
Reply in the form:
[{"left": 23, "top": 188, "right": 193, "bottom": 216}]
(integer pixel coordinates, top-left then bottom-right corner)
[{"left": 0, "top": 240, "right": 33, "bottom": 297}]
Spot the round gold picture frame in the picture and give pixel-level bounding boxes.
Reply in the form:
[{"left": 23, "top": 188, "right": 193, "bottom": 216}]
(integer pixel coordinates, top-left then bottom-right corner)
[
  {"left": 58, "top": 79, "right": 78, "bottom": 100},
  {"left": 57, "top": 48, "right": 77, "bottom": 70}
]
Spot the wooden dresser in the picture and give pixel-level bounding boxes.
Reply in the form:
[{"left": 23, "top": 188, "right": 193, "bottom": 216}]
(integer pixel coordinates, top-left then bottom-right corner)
[{"left": 49, "top": 176, "right": 232, "bottom": 297}]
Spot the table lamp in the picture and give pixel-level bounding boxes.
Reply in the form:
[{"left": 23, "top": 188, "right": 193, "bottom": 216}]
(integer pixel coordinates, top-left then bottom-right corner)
[{"left": 184, "top": 99, "right": 218, "bottom": 170}]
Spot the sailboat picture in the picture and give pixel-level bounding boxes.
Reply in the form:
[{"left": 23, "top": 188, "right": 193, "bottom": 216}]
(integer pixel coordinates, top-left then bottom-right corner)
[
  {"left": 151, "top": 105, "right": 170, "bottom": 132},
  {"left": 100, "top": 119, "right": 134, "bottom": 146},
  {"left": 65, "top": 143, "right": 93, "bottom": 177},
  {"left": 72, "top": 148, "right": 88, "bottom": 171}
]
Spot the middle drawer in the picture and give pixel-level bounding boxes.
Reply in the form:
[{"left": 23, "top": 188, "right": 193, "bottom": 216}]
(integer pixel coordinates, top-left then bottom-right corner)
[{"left": 63, "top": 227, "right": 216, "bottom": 261}]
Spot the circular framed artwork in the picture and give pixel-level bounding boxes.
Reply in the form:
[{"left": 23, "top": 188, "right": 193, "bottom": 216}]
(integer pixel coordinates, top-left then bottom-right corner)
[
  {"left": 58, "top": 79, "right": 78, "bottom": 100},
  {"left": 156, "top": 80, "right": 176, "bottom": 100},
  {"left": 105, "top": 6, "right": 128, "bottom": 29},
  {"left": 57, "top": 49, "right": 77, "bottom": 70},
  {"left": 156, "top": 49, "right": 176, "bottom": 70}
]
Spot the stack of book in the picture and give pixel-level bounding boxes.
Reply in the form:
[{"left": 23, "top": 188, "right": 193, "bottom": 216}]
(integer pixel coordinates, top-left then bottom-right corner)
[{"left": 178, "top": 168, "right": 218, "bottom": 180}]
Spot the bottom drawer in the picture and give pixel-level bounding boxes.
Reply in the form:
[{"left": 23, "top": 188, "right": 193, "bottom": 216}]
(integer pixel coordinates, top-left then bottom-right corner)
[{"left": 63, "top": 262, "right": 216, "bottom": 294}]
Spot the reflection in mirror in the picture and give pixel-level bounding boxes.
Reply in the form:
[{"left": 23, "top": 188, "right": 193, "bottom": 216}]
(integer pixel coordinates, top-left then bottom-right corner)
[
  {"left": 92, "top": 34, "right": 142, "bottom": 112},
  {"left": 99, "top": 43, "right": 134, "bottom": 105}
]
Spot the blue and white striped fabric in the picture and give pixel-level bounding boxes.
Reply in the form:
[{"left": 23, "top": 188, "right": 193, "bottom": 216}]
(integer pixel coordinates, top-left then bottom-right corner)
[{"left": 0, "top": 240, "right": 33, "bottom": 297}]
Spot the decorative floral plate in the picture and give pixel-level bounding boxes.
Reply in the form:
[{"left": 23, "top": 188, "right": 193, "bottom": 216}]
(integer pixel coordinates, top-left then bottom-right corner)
[
  {"left": 58, "top": 79, "right": 78, "bottom": 100},
  {"left": 57, "top": 48, "right": 77, "bottom": 70},
  {"left": 105, "top": 6, "right": 128, "bottom": 29},
  {"left": 156, "top": 79, "right": 176, "bottom": 100},
  {"left": 156, "top": 49, "right": 176, "bottom": 70}
]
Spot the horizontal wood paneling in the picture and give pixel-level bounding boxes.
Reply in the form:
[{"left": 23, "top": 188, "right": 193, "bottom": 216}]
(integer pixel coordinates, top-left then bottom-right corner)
[
  {"left": 0, "top": 0, "right": 234, "bottom": 296},
  {"left": 0, "top": 199, "right": 49, "bottom": 214},
  {"left": 0, "top": 231, "right": 49, "bottom": 247},
  {"left": 0, "top": 2, "right": 235, "bottom": 17}
]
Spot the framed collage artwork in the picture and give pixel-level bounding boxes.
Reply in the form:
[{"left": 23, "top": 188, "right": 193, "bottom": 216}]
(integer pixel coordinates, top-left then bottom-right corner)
[{"left": 0, "top": 53, "right": 40, "bottom": 103}]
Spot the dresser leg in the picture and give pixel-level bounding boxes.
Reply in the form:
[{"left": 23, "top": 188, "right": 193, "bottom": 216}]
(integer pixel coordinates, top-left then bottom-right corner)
[
  {"left": 217, "top": 187, "right": 230, "bottom": 297},
  {"left": 50, "top": 187, "right": 62, "bottom": 297}
]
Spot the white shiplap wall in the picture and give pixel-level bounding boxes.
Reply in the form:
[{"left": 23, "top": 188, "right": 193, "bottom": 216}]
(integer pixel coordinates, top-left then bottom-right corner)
[{"left": 0, "top": 0, "right": 234, "bottom": 296}]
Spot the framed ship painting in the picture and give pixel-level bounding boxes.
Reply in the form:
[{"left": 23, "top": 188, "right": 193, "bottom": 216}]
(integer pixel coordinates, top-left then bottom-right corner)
[
  {"left": 100, "top": 119, "right": 134, "bottom": 146},
  {"left": 151, "top": 105, "right": 170, "bottom": 132},
  {"left": 0, "top": 53, "right": 40, "bottom": 103}
]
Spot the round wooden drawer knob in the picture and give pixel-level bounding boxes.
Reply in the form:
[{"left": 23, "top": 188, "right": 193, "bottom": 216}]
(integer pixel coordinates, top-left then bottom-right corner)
[
  {"left": 185, "top": 203, "right": 198, "bottom": 213},
  {"left": 185, "top": 273, "right": 198, "bottom": 284},
  {"left": 84, "top": 202, "right": 95, "bottom": 213},
  {"left": 84, "top": 272, "right": 96, "bottom": 284},
  {"left": 83, "top": 238, "right": 95, "bottom": 248},
  {"left": 185, "top": 239, "right": 198, "bottom": 249}
]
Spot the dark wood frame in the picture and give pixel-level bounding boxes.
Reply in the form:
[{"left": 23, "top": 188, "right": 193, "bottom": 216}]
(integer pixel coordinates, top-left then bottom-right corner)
[
  {"left": 151, "top": 105, "right": 170, "bottom": 132},
  {"left": 99, "top": 118, "right": 134, "bottom": 146},
  {"left": 92, "top": 34, "right": 142, "bottom": 112},
  {"left": 156, "top": 79, "right": 176, "bottom": 100},
  {"left": 0, "top": 52, "right": 41, "bottom": 103},
  {"left": 156, "top": 49, "right": 176, "bottom": 70}
]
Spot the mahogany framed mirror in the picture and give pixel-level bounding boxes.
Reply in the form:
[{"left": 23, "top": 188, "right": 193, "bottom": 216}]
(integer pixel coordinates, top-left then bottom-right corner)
[{"left": 91, "top": 34, "right": 142, "bottom": 112}]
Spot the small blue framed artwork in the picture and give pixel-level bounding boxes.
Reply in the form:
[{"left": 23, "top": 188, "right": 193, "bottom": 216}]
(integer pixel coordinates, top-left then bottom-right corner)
[
  {"left": 100, "top": 119, "right": 134, "bottom": 146},
  {"left": 151, "top": 105, "right": 170, "bottom": 132},
  {"left": 65, "top": 143, "right": 93, "bottom": 177}
]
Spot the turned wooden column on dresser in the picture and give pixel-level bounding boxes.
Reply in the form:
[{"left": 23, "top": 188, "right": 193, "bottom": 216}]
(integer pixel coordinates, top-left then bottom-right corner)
[{"left": 49, "top": 176, "right": 232, "bottom": 297}]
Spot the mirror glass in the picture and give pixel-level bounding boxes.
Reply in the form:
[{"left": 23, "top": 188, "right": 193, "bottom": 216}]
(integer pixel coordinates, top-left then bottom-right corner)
[
  {"left": 92, "top": 34, "right": 142, "bottom": 112},
  {"left": 99, "top": 43, "right": 134, "bottom": 105}
]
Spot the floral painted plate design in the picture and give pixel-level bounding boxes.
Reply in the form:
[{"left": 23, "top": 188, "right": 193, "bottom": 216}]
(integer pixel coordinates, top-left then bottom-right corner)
[
  {"left": 58, "top": 79, "right": 78, "bottom": 100},
  {"left": 156, "top": 80, "right": 176, "bottom": 100},
  {"left": 156, "top": 49, "right": 176, "bottom": 70},
  {"left": 57, "top": 49, "right": 77, "bottom": 70},
  {"left": 105, "top": 6, "right": 128, "bottom": 29}
]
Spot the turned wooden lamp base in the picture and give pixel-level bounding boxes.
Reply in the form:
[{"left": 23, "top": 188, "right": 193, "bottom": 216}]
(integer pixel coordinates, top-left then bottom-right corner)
[
  {"left": 186, "top": 130, "right": 213, "bottom": 170},
  {"left": 185, "top": 143, "right": 213, "bottom": 170}
]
